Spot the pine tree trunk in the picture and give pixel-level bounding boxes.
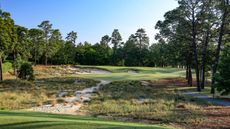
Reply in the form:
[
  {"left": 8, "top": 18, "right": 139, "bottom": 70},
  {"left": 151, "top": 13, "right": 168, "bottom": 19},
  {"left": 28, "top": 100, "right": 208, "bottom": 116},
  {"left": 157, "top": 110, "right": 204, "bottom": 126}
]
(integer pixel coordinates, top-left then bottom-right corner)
[
  {"left": 13, "top": 50, "right": 17, "bottom": 75},
  {"left": 186, "top": 59, "right": 193, "bottom": 86},
  {"left": 188, "top": 65, "right": 193, "bottom": 86},
  {"left": 139, "top": 39, "right": 142, "bottom": 66},
  {"left": 112, "top": 49, "right": 116, "bottom": 65},
  {"left": 0, "top": 55, "right": 3, "bottom": 81},
  {"left": 201, "top": 31, "right": 210, "bottom": 89},
  {"left": 192, "top": 9, "right": 201, "bottom": 91},
  {"left": 211, "top": 0, "right": 229, "bottom": 94},
  {"left": 45, "top": 50, "right": 48, "bottom": 65},
  {"left": 186, "top": 64, "right": 189, "bottom": 80},
  {"left": 34, "top": 48, "right": 37, "bottom": 66},
  {"left": 45, "top": 37, "right": 48, "bottom": 65}
]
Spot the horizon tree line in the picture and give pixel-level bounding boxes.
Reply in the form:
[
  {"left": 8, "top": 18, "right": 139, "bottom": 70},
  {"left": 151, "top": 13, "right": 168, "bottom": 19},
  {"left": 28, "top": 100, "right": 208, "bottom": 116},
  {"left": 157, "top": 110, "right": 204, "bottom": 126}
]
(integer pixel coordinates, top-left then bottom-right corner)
[{"left": 0, "top": 0, "right": 229, "bottom": 95}]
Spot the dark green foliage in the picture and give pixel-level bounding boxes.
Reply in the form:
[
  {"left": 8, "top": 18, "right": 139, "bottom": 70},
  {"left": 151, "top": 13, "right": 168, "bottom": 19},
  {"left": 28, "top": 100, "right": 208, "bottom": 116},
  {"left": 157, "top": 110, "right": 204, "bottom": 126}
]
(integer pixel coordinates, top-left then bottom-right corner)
[
  {"left": 92, "top": 43, "right": 111, "bottom": 65},
  {"left": 38, "top": 20, "right": 57, "bottom": 65},
  {"left": 59, "top": 31, "right": 77, "bottom": 64},
  {"left": 111, "top": 29, "right": 123, "bottom": 65},
  {"left": 214, "top": 45, "right": 230, "bottom": 95},
  {"left": 123, "top": 29, "right": 150, "bottom": 66},
  {"left": 75, "top": 41, "right": 112, "bottom": 65},
  {"left": 28, "top": 28, "right": 44, "bottom": 65},
  {"left": 18, "top": 62, "right": 34, "bottom": 81},
  {"left": 0, "top": 10, "right": 15, "bottom": 81},
  {"left": 123, "top": 38, "right": 139, "bottom": 66},
  {"left": 148, "top": 42, "right": 169, "bottom": 67},
  {"left": 75, "top": 42, "right": 97, "bottom": 65}
]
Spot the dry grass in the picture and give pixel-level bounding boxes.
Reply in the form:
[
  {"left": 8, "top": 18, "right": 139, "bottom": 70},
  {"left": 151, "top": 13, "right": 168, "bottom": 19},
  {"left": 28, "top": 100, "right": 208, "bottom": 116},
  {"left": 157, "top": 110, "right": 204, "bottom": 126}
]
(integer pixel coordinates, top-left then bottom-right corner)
[
  {"left": 0, "top": 77, "right": 98, "bottom": 109},
  {"left": 0, "top": 80, "right": 48, "bottom": 109},
  {"left": 85, "top": 81, "right": 206, "bottom": 124}
]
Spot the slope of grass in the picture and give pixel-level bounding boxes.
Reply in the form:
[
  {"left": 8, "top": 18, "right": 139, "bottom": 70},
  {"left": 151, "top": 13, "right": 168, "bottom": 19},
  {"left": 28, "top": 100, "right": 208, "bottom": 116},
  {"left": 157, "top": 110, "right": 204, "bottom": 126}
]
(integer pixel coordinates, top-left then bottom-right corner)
[
  {"left": 77, "top": 65, "right": 185, "bottom": 81},
  {"left": 78, "top": 72, "right": 185, "bottom": 81},
  {"left": 77, "top": 65, "right": 184, "bottom": 73},
  {"left": 0, "top": 110, "right": 172, "bottom": 129}
]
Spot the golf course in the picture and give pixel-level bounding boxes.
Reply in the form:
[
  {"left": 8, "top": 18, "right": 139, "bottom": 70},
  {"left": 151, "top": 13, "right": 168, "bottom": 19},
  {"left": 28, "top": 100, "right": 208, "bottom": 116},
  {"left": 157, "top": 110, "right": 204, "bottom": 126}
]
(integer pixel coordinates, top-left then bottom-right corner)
[
  {"left": 0, "top": 0, "right": 230, "bottom": 128},
  {"left": 1, "top": 65, "right": 229, "bottom": 129}
]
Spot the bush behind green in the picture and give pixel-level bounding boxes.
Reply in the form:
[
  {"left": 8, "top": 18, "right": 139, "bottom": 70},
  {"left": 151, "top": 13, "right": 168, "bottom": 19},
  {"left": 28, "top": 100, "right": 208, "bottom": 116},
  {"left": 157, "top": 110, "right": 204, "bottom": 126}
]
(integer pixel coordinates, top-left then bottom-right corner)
[{"left": 2, "top": 61, "right": 12, "bottom": 73}]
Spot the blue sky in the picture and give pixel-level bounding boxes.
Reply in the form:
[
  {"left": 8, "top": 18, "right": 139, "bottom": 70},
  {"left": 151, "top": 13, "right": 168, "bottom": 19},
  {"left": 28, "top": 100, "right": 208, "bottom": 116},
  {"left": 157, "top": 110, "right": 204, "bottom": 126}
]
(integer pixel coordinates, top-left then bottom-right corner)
[{"left": 0, "top": 0, "right": 178, "bottom": 44}]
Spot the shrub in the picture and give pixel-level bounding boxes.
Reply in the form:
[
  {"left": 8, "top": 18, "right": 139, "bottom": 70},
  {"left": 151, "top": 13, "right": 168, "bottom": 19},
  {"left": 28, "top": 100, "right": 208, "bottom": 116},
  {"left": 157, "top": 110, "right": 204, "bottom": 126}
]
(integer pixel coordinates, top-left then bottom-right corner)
[{"left": 18, "top": 62, "right": 34, "bottom": 81}]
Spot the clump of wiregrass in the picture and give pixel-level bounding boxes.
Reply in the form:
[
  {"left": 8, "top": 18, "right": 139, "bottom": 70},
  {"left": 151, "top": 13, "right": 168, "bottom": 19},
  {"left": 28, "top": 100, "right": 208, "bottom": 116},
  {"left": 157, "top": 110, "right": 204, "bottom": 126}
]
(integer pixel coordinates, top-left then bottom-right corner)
[
  {"left": 86, "top": 80, "right": 205, "bottom": 123},
  {"left": 0, "top": 91, "right": 48, "bottom": 110},
  {"left": 0, "top": 79, "right": 47, "bottom": 109}
]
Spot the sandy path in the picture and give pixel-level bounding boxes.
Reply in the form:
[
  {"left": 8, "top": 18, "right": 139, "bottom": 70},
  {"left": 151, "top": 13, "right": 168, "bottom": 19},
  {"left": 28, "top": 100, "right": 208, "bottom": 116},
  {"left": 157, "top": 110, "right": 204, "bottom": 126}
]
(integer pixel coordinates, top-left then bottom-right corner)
[
  {"left": 183, "top": 91, "right": 230, "bottom": 106},
  {"left": 32, "top": 80, "right": 111, "bottom": 114}
]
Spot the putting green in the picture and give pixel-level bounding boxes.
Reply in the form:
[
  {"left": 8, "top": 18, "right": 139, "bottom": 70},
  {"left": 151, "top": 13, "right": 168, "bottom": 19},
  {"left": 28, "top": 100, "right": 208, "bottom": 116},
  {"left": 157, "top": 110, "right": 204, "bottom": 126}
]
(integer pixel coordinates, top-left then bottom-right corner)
[{"left": 77, "top": 66, "right": 185, "bottom": 81}]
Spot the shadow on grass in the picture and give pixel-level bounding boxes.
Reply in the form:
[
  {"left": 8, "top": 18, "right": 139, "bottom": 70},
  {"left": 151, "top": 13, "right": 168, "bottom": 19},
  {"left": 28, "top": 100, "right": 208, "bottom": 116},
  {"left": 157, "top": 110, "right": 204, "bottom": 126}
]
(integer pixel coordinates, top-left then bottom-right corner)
[
  {"left": 0, "top": 121, "right": 53, "bottom": 129},
  {"left": 0, "top": 111, "right": 167, "bottom": 129},
  {"left": 0, "top": 122, "right": 161, "bottom": 129},
  {"left": 0, "top": 111, "right": 99, "bottom": 121}
]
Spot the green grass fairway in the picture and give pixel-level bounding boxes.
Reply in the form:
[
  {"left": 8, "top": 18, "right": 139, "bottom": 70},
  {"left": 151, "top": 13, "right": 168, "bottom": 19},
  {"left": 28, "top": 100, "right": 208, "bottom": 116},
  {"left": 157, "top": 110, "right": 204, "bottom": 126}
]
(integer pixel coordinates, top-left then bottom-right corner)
[
  {"left": 77, "top": 66, "right": 185, "bottom": 81},
  {"left": 0, "top": 111, "right": 172, "bottom": 129}
]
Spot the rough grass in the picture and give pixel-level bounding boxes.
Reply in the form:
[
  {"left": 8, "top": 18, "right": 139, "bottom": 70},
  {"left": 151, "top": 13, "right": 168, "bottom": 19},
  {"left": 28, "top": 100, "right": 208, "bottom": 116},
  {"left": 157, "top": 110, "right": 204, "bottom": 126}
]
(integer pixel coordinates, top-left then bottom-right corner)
[
  {"left": 0, "top": 110, "right": 172, "bottom": 129},
  {"left": 86, "top": 81, "right": 206, "bottom": 123},
  {"left": 0, "top": 80, "right": 47, "bottom": 109}
]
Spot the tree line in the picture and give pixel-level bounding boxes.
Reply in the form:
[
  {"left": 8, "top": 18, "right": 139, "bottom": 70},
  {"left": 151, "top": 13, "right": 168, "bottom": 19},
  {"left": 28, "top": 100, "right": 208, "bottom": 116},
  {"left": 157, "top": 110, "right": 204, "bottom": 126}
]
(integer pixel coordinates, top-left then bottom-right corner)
[
  {"left": 0, "top": 14, "right": 165, "bottom": 74},
  {"left": 0, "top": 0, "right": 229, "bottom": 94},
  {"left": 155, "top": 0, "right": 229, "bottom": 94}
]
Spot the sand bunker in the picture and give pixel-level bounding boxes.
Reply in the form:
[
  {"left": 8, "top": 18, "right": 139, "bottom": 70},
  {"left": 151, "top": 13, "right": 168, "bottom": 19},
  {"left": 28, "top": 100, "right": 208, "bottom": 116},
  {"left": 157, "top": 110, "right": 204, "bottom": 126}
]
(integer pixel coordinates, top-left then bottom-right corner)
[
  {"left": 62, "top": 66, "right": 112, "bottom": 74},
  {"left": 76, "top": 68, "right": 111, "bottom": 74},
  {"left": 127, "top": 70, "right": 139, "bottom": 74}
]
